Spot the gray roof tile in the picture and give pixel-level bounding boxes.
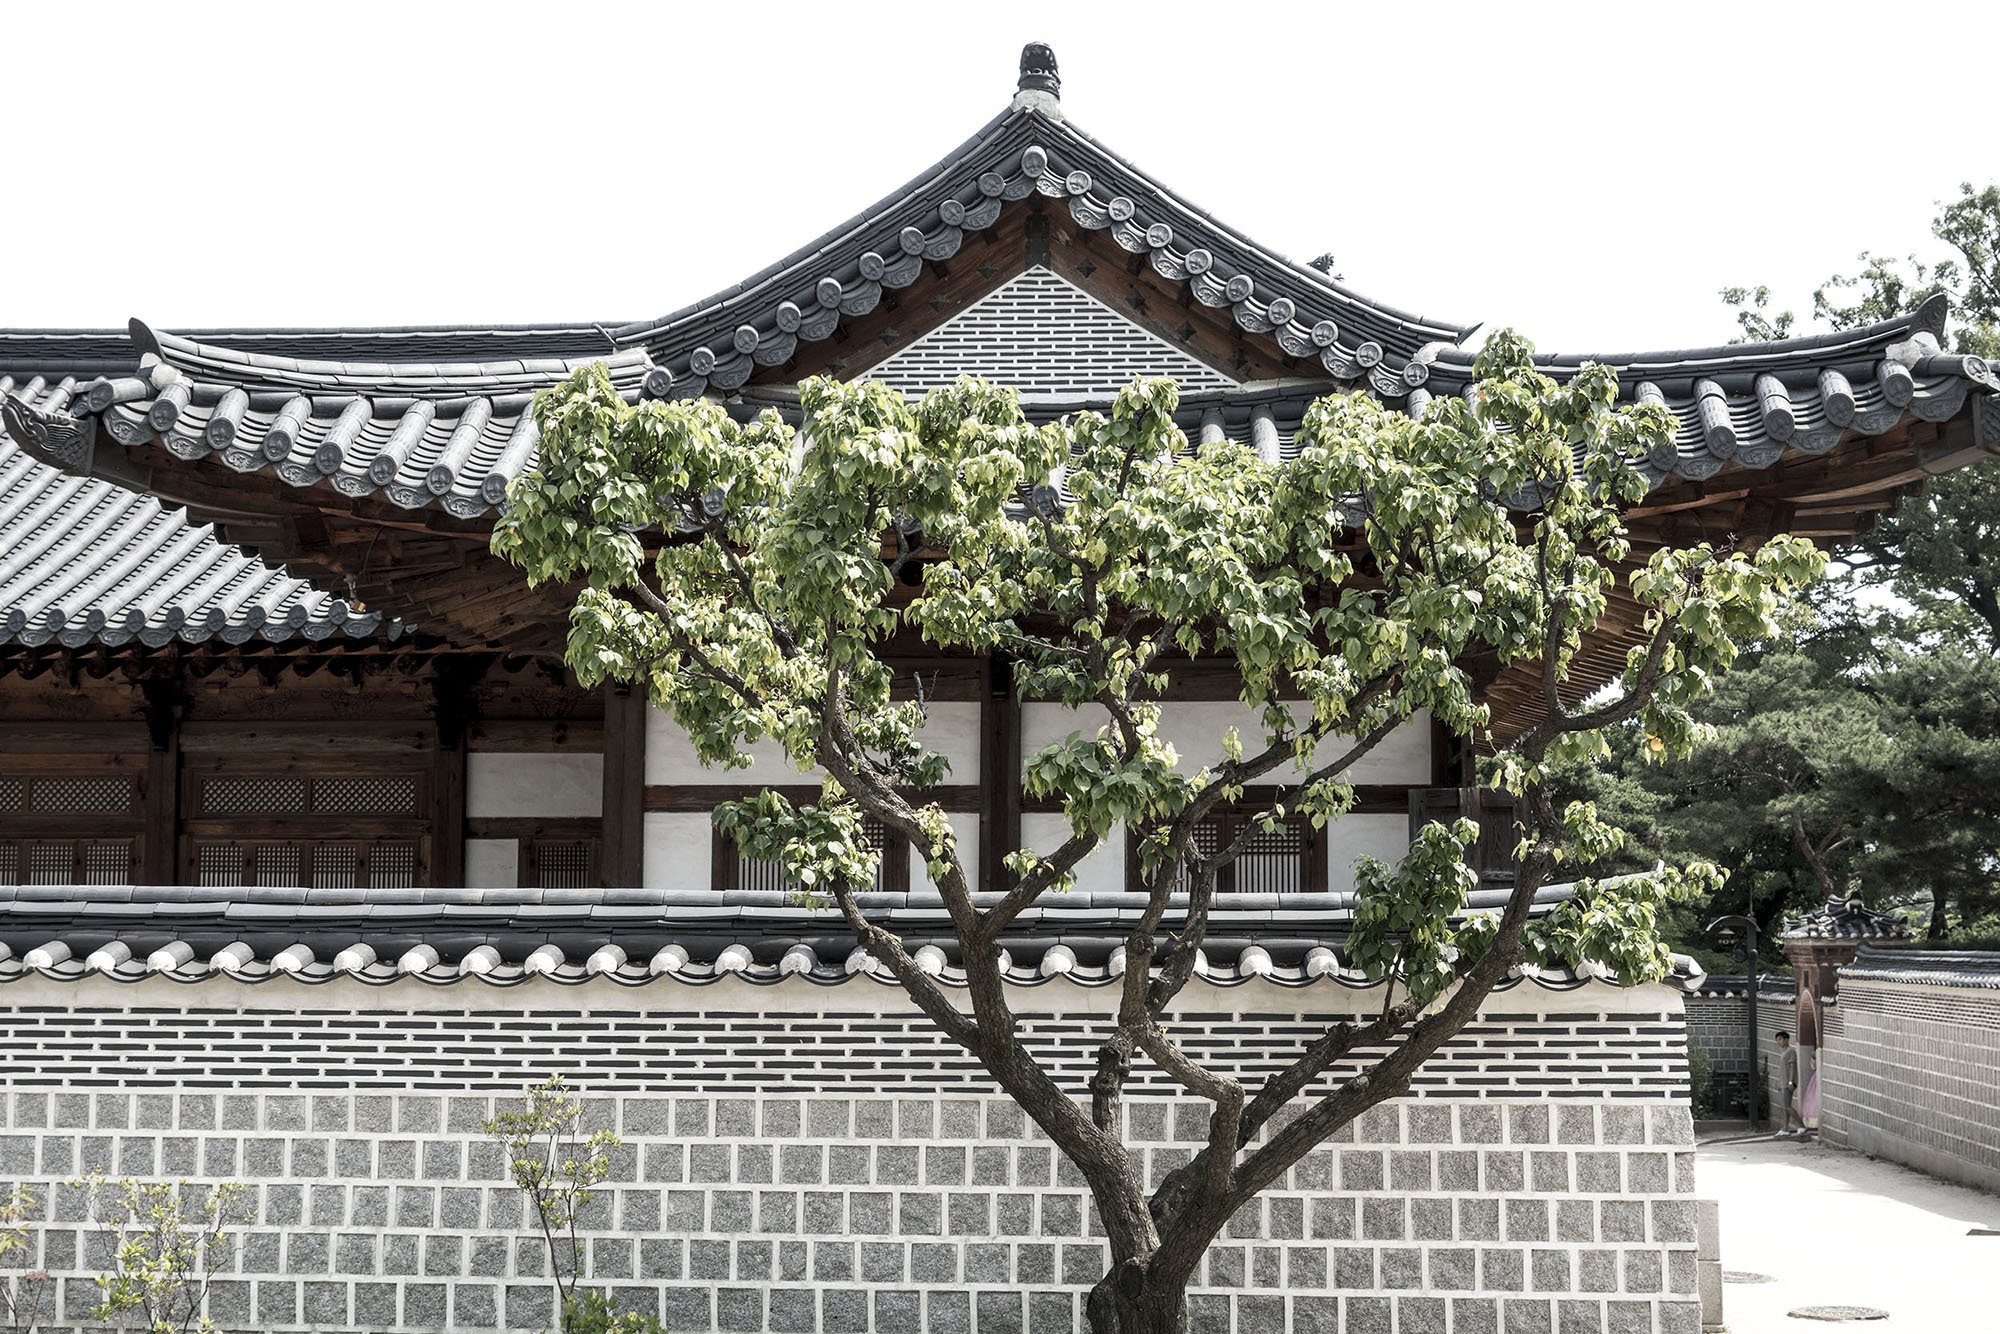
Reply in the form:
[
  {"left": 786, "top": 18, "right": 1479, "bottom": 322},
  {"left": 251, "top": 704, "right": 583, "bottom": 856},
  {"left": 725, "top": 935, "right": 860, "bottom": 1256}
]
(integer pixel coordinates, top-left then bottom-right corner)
[
  {"left": 0, "top": 884, "right": 1702, "bottom": 993},
  {"left": 0, "top": 370, "right": 391, "bottom": 648}
]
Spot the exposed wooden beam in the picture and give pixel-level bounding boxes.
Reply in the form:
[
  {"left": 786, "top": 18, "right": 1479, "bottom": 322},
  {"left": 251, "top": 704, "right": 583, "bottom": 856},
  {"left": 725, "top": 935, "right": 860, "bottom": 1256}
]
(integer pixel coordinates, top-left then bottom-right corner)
[
  {"left": 601, "top": 683, "right": 647, "bottom": 887},
  {"left": 982, "top": 654, "right": 1022, "bottom": 893}
]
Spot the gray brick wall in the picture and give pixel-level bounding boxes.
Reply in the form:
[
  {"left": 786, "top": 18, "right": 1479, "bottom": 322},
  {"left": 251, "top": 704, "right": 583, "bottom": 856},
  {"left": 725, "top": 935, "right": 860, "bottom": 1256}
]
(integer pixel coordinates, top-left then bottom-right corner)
[
  {"left": 0, "top": 1089, "right": 1700, "bottom": 1334},
  {"left": 1819, "top": 980, "right": 2000, "bottom": 1192},
  {"left": 0, "top": 982, "right": 1702, "bottom": 1332}
]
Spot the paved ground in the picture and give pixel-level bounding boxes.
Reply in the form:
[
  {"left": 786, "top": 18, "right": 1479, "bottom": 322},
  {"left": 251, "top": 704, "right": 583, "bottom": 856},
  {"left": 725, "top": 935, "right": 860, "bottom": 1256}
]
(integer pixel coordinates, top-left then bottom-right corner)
[{"left": 1700, "top": 1135, "right": 2000, "bottom": 1332}]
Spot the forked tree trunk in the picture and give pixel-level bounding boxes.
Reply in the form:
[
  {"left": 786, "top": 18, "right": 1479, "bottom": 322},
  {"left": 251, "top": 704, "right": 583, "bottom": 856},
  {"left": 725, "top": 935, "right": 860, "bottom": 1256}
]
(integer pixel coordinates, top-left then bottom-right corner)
[{"left": 1086, "top": 1270, "right": 1189, "bottom": 1334}]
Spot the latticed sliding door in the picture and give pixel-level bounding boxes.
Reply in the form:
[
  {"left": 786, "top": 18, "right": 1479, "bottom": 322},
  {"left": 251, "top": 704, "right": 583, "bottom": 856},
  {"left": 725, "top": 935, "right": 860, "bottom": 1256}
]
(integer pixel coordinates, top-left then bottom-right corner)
[
  {"left": 181, "top": 756, "right": 430, "bottom": 889},
  {"left": 0, "top": 763, "right": 145, "bottom": 886}
]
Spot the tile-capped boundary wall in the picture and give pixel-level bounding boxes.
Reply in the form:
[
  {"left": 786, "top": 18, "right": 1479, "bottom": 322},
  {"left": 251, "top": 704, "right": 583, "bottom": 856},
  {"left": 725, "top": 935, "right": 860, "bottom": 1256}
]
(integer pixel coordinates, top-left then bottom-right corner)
[
  {"left": 1820, "top": 980, "right": 2000, "bottom": 1193},
  {"left": 0, "top": 977, "right": 1701, "bottom": 1333}
]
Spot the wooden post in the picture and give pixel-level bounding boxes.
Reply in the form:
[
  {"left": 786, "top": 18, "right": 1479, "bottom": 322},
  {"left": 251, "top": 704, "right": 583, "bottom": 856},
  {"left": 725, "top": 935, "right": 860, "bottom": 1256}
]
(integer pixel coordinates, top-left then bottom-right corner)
[
  {"left": 140, "top": 675, "right": 182, "bottom": 885},
  {"left": 980, "top": 654, "right": 1022, "bottom": 893},
  {"left": 429, "top": 659, "right": 484, "bottom": 888},
  {"left": 601, "top": 683, "right": 647, "bottom": 888}
]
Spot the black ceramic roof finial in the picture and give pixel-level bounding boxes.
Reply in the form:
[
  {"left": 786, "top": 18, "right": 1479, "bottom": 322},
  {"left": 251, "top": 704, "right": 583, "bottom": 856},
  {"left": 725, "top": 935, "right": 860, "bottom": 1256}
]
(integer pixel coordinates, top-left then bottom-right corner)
[{"left": 1018, "top": 43, "right": 1059, "bottom": 98}]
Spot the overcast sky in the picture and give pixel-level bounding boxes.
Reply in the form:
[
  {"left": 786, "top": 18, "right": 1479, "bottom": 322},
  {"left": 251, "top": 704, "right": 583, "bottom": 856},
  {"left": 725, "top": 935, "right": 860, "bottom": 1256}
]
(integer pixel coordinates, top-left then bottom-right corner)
[{"left": 5, "top": 1, "right": 1996, "bottom": 353}]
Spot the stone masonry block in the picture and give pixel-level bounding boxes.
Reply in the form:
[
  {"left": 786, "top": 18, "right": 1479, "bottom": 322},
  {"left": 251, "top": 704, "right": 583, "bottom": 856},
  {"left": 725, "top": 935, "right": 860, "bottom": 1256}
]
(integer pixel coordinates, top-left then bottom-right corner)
[
  {"left": 1509, "top": 1104, "right": 1552, "bottom": 1143},
  {"left": 1344, "top": 1296, "right": 1393, "bottom": 1334},
  {"left": 1531, "top": 1247, "right": 1573, "bottom": 1291},
  {"left": 1391, "top": 1149, "right": 1434, "bottom": 1190},
  {"left": 1503, "top": 1297, "right": 1553, "bottom": 1334},
  {"left": 1557, "top": 1105, "right": 1596, "bottom": 1144},
  {"left": 1453, "top": 1297, "right": 1500, "bottom": 1334},
  {"left": 1484, "top": 1150, "right": 1525, "bottom": 1192},
  {"left": 1340, "top": 1149, "right": 1385, "bottom": 1190}
]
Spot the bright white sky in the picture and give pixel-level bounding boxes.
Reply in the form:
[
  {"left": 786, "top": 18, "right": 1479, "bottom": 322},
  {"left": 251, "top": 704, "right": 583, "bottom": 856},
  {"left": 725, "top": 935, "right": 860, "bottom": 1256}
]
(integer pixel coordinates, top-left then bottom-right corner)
[{"left": 6, "top": 1, "right": 1997, "bottom": 353}]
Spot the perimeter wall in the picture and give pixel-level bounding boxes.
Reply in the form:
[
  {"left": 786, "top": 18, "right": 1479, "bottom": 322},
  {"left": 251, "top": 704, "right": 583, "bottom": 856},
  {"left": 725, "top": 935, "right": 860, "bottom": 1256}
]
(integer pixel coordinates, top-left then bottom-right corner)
[
  {"left": 1816, "top": 968, "right": 2000, "bottom": 1193},
  {"left": 0, "top": 975, "right": 1704, "bottom": 1334}
]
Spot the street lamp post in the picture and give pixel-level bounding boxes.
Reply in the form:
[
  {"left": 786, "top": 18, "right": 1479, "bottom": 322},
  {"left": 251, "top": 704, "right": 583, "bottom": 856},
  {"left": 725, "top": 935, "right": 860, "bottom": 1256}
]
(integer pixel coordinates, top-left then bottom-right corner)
[{"left": 1707, "top": 914, "right": 1761, "bottom": 1128}]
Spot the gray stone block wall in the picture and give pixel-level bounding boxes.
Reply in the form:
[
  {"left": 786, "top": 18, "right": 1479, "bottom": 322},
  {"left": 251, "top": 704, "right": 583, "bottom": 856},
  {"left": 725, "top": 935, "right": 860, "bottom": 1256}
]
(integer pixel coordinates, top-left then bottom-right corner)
[
  {"left": 1819, "top": 981, "right": 2000, "bottom": 1192},
  {"left": 0, "top": 1089, "right": 1702, "bottom": 1333},
  {"left": 0, "top": 980, "right": 1702, "bottom": 1333}
]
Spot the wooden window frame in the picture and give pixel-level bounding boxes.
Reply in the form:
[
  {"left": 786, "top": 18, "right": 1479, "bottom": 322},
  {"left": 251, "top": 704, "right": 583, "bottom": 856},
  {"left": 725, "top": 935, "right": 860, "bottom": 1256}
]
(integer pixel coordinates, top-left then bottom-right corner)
[
  {"left": 179, "top": 752, "right": 434, "bottom": 887},
  {"left": 0, "top": 755, "right": 147, "bottom": 885}
]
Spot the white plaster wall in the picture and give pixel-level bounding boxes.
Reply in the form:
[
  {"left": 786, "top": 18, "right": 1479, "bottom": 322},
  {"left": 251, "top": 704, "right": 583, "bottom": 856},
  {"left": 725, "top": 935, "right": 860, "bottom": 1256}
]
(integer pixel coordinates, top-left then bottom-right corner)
[
  {"left": 912, "top": 812, "right": 982, "bottom": 893},
  {"left": 1326, "top": 813, "right": 1416, "bottom": 894},
  {"left": 1022, "top": 701, "right": 1432, "bottom": 784},
  {"left": 466, "top": 753, "right": 602, "bottom": 819},
  {"left": 646, "top": 702, "right": 980, "bottom": 785},
  {"left": 464, "top": 838, "right": 519, "bottom": 889},
  {"left": 1021, "top": 813, "right": 1124, "bottom": 896},
  {"left": 644, "top": 812, "right": 714, "bottom": 892}
]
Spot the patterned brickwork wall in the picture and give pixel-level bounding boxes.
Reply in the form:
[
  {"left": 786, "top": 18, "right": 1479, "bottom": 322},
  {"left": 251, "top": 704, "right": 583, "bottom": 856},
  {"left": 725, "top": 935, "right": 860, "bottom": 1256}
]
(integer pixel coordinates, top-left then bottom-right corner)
[
  {"left": 4, "top": 1003, "right": 1687, "bottom": 1098},
  {"left": 0, "top": 981, "right": 1701, "bottom": 1333},
  {"left": 1819, "top": 980, "right": 2000, "bottom": 1192}
]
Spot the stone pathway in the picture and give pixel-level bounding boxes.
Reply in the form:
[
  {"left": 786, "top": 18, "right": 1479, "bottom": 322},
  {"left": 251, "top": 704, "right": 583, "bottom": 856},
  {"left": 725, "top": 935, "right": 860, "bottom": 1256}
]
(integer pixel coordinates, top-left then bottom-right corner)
[{"left": 1699, "top": 1135, "right": 2000, "bottom": 1332}]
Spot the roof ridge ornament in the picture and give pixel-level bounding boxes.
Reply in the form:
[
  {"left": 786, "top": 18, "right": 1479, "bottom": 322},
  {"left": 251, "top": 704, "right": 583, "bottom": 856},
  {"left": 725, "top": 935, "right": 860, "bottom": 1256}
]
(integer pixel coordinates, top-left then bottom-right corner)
[{"left": 1014, "top": 43, "right": 1061, "bottom": 118}]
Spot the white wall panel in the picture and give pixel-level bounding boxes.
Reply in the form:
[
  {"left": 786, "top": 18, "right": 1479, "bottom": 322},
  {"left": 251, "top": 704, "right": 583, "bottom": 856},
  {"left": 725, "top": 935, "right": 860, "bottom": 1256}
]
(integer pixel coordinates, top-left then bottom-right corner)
[
  {"left": 644, "top": 812, "right": 714, "bottom": 891},
  {"left": 464, "top": 838, "right": 518, "bottom": 890},
  {"left": 466, "top": 753, "right": 602, "bottom": 819},
  {"left": 646, "top": 702, "right": 980, "bottom": 785},
  {"left": 1325, "top": 813, "right": 1416, "bottom": 893},
  {"left": 1021, "top": 813, "right": 1124, "bottom": 896}
]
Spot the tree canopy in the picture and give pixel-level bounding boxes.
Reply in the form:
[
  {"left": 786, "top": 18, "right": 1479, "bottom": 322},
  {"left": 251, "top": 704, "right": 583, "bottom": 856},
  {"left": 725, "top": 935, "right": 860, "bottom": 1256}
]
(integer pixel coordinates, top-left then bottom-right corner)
[{"left": 492, "top": 334, "right": 1816, "bottom": 1332}]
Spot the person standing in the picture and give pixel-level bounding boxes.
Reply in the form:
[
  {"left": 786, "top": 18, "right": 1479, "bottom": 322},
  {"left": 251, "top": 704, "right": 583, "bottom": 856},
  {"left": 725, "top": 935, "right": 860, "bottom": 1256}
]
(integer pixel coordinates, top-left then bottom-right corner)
[{"left": 1774, "top": 1030, "right": 1804, "bottom": 1136}]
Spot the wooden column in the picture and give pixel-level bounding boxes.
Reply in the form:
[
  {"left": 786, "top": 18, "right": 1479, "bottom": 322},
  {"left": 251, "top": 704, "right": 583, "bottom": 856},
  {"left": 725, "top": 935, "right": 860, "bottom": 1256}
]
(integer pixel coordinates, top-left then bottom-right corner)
[
  {"left": 140, "top": 675, "right": 182, "bottom": 885},
  {"left": 428, "top": 660, "right": 486, "bottom": 888},
  {"left": 980, "top": 654, "right": 1022, "bottom": 893},
  {"left": 601, "top": 683, "right": 647, "bottom": 888}
]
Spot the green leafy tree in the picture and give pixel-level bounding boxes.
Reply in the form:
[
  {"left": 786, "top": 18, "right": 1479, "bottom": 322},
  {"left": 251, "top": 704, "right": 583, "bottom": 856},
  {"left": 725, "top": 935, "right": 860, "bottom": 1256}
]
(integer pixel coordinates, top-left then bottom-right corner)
[
  {"left": 81, "top": 1175, "right": 246, "bottom": 1334},
  {"left": 1714, "top": 183, "right": 2000, "bottom": 937},
  {"left": 493, "top": 336, "right": 1817, "bottom": 1333}
]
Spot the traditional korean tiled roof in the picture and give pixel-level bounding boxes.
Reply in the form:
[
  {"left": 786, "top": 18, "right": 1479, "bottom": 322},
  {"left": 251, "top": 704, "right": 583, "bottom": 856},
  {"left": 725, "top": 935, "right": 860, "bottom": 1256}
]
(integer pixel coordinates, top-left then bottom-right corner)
[
  {"left": 0, "top": 884, "right": 1702, "bottom": 992},
  {"left": 0, "top": 365, "right": 392, "bottom": 648},
  {"left": 1781, "top": 895, "right": 1914, "bottom": 941},
  {"left": 4, "top": 50, "right": 1994, "bottom": 531},
  {"left": 1840, "top": 945, "right": 2000, "bottom": 990}
]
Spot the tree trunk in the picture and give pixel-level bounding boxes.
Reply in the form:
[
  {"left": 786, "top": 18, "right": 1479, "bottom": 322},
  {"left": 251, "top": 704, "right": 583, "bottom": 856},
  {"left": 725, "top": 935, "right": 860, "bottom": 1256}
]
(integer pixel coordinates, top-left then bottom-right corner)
[
  {"left": 1929, "top": 887, "right": 1950, "bottom": 940},
  {"left": 1086, "top": 1270, "right": 1189, "bottom": 1334}
]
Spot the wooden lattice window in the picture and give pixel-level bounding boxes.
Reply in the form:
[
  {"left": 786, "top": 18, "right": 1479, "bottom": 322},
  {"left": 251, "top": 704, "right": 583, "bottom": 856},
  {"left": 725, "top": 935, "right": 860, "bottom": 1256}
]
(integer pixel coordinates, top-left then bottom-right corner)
[
  {"left": 180, "top": 754, "right": 430, "bottom": 888},
  {"left": 712, "top": 817, "right": 910, "bottom": 894},
  {"left": 0, "top": 759, "right": 146, "bottom": 887},
  {"left": 190, "top": 840, "right": 421, "bottom": 890},
  {"left": 1126, "top": 811, "right": 1326, "bottom": 895},
  {"left": 0, "top": 839, "right": 138, "bottom": 886},
  {"left": 522, "top": 839, "right": 598, "bottom": 890}
]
